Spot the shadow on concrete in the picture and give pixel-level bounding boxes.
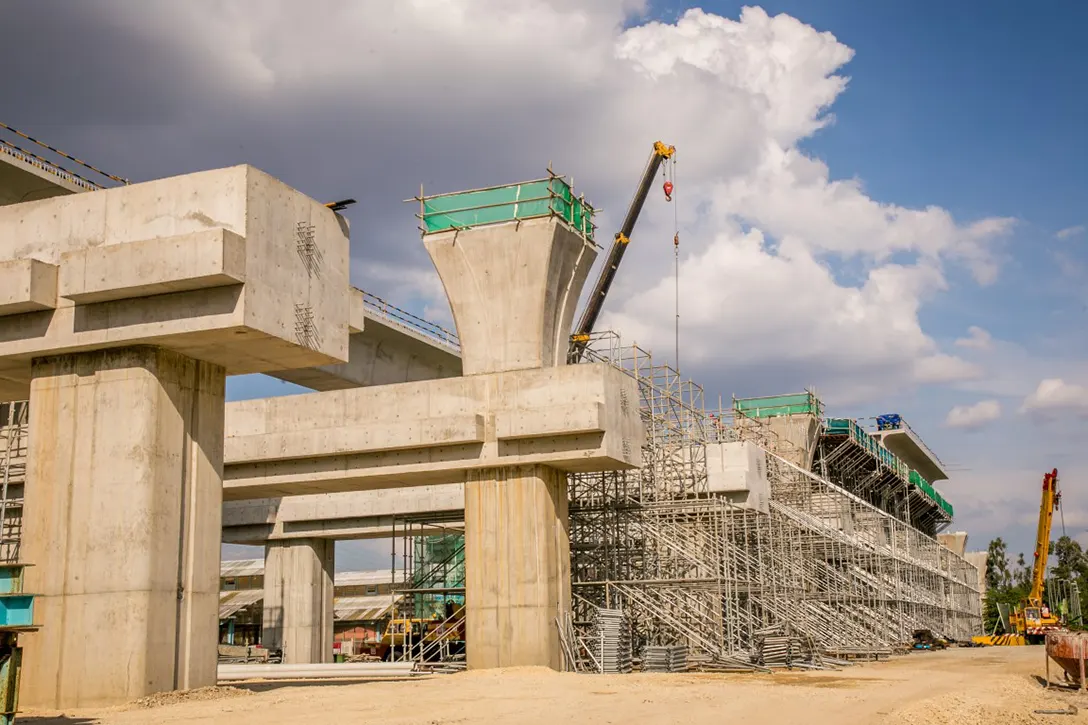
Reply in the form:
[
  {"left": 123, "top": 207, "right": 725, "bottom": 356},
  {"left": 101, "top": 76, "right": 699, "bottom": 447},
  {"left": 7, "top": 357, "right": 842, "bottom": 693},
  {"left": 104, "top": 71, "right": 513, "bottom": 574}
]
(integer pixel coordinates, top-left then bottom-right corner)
[
  {"left": 20, "top": 717, "right": 99, "bottom": 724},
  {"left": 234, "top": 676, "right": 418, "bottom": 693}
]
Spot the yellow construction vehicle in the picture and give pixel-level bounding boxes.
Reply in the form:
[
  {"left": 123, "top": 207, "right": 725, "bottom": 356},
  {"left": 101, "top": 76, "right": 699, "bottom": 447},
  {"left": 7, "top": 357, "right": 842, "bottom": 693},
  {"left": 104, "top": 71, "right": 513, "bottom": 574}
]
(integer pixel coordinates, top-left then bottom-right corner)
[{"left": 973, "top": 468, "right": 1063, "bottom": 646}]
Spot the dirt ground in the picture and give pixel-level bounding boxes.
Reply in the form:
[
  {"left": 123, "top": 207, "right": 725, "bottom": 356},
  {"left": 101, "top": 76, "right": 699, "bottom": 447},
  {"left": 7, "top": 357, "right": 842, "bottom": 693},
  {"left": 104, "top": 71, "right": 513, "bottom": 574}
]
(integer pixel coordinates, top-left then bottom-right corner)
[{"left": 22, "top": 646, "right": 1088, "bottom": 725}]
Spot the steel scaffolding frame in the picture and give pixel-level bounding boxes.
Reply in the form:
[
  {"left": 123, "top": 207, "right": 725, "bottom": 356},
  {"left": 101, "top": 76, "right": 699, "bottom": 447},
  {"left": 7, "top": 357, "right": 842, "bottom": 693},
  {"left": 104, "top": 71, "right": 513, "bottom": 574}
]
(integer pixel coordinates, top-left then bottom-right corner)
[
  {"left": 0, "top": 402, "right": 26, "bottom": 565},
  {"left": 567, "top": 332, "right": 981, "bottom": 669}
]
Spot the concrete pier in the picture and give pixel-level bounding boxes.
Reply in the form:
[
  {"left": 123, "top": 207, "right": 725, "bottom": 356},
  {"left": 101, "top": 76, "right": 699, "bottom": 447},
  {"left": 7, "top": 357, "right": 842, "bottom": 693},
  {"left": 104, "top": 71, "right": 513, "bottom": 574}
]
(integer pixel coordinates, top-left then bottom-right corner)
[
  {"left": 0, "top": 165, "right": 350, "bottom": 708},
  {"left": 261, "top": 538, "right": 334, "bottom": 664},
  {"left": 22, "top": 347, "right": 225, "bottom": 707},
  {"left": 464, "top": 465, "right": 570, "bottom": 669},
  {"left": 424, "top": 216, "right": 601, "bottom": 669}
]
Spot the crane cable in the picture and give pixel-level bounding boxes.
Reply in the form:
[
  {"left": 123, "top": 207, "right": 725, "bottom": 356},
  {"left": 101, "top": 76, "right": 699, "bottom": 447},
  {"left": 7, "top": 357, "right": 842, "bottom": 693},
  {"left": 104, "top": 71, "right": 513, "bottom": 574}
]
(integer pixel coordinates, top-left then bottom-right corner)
[{"left": 665, "top": 154, "right": 680, "bottom": 373}]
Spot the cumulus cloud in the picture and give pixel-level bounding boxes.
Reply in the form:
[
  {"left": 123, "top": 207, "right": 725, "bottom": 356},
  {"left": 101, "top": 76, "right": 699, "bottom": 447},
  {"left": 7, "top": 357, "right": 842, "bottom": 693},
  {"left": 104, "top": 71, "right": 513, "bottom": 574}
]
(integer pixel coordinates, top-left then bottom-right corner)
[
  {"left": 1056, "top": 225, "right": 1085, "bottom": 240},
  {"left": 1021, "top": 378, "right": 1088, "bottom": 415},
  {"left": 0, "top": 1, "right": 1014, "bottom": 405},
  {"left": 945, "top": 399, "right": 1001, "bottom": 429},
  {"left": 955, "top": 326, "right": 993, "bottom": 351}
]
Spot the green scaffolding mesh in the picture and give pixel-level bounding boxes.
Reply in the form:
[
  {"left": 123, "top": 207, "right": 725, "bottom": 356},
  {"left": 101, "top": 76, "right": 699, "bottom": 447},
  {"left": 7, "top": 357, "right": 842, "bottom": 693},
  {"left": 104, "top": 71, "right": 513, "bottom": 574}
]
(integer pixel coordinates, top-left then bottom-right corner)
[{"left": 420, "top": 176, "right": 596, "bottom": 240}]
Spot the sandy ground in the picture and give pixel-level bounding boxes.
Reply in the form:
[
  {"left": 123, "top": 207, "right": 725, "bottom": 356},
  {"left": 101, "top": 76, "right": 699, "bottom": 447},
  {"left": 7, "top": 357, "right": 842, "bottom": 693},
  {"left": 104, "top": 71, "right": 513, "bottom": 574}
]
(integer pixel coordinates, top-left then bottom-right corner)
[{"left": 21, "top": 646, "right": 1088, "bottom": 725}]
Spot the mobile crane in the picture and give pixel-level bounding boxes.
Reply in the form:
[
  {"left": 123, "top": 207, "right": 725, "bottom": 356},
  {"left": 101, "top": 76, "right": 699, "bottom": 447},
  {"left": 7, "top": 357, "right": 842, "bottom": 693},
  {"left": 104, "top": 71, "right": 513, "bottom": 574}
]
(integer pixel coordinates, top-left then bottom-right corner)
[
  {"left": 974, "top": 468, "right": 1063, "bottom": 646},
  {"left": 567, "top": 141, "right": 675, "bottom": 363}
]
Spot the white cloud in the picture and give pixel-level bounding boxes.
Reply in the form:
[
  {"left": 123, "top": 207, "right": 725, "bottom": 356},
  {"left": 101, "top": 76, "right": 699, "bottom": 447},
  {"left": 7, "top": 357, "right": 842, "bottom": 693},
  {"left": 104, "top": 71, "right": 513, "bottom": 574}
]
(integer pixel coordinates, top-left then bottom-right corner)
[
  {"left": 1056, "top": 225, "right": 1085, "bottom": 240},
  {"left": 1021, "top": 378, "right": 1088, "bottom": 415},
  {"left": 945, "top": 399, "right": 1001, "bottom": 429},
  {"left": 955, "top": 326, "right": 993, "bottom": 351},
  {"left": 51, "top": 2, "right": 1015, "bottom": 405}
]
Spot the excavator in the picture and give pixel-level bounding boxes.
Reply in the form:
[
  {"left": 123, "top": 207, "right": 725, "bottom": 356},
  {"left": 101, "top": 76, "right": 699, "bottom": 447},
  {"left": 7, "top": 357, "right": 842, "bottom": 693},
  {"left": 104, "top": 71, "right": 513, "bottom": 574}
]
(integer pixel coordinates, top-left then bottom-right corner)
[
  {"left": 973, "top": 468, "right": 1063, "bottom": 646},
  {"left": 568, "top": 140, "right": 675, "bottom": 363}
]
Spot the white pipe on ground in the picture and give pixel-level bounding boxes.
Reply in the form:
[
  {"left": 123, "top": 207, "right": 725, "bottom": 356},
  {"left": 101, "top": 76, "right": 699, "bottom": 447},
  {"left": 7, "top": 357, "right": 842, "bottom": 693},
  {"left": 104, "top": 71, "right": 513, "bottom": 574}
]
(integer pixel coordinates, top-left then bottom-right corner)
[{"left": 217, "top": 663, "right": 418, "bottom": 682}]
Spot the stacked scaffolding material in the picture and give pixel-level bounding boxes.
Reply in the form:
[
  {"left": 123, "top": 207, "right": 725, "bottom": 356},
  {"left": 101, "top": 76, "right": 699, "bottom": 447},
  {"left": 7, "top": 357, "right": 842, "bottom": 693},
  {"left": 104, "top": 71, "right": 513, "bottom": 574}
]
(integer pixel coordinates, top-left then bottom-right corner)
[
  {"left": 643, "top": 645, "right": 688, "bottom": 672},
  {"left": 594, "top": 609, "right": 632, "bottom": 674},
  {"left": 567, "top": 331, "right": 982, "bottom": 672}
]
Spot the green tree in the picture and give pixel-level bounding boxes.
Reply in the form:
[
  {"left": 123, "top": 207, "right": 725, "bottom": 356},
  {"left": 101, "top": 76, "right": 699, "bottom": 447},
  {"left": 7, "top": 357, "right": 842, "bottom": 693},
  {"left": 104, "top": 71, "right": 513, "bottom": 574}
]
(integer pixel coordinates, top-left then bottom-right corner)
[
  {"left": 986, "top": 537, "right": 1011, "bottom": 590},
  {"left": 1015, "top": 552, "right": 1031, "bottom": 589}
]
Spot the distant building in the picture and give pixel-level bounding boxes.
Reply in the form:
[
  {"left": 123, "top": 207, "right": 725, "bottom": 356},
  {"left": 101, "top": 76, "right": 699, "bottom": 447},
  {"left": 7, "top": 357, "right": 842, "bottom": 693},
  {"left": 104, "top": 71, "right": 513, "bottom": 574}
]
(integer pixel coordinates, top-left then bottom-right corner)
[{"left": 218, "top": 560, "right": 405, "bottom": 647}]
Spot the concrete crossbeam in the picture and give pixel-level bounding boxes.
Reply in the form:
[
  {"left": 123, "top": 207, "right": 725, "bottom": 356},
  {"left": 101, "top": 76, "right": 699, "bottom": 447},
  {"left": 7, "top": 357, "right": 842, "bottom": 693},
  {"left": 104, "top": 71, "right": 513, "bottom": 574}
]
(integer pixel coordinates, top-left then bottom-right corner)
[
  {"left": 222, "top": 362, "right": 642, "bottom": 500},
  {"left": 222, "top": 484, "right": 464, "bottom": 544}
]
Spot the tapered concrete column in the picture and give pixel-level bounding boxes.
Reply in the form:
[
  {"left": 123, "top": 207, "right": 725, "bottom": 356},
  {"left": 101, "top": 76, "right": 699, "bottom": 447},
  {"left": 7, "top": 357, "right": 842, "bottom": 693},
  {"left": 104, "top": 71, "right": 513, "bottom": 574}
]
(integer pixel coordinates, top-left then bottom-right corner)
[
  {"left": 262, "top": 538, "right": 334, "bottom": 664},
  {"left": 425, "top": 216, "right": 597, "bottom": 670},
  {"left": 464, "top": 465, "right": 570, "bottom": 669},
  {"left": 21, "top": 346, "right": 225, "bottom": 709}
]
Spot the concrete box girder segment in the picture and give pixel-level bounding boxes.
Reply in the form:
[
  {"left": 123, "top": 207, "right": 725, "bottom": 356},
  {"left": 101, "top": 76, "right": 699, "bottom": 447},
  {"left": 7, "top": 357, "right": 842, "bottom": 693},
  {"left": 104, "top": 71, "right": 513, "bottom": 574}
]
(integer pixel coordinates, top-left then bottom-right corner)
[
  {"left": 268, "top": 288, "right": 463, "bottom": 391},
  {"left": 0, "top": 146, "right": 85, "bottom": 206},
  {"left": 0, "top": 165, "right": 351, "bottom": 709}
]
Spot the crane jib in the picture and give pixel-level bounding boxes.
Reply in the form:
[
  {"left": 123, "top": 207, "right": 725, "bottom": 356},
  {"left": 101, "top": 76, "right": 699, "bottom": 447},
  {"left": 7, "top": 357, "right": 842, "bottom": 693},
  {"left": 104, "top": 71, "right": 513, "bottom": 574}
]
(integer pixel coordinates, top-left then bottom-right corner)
[{"left": 569, "top": 143, "right": 674, "bottom": 363}]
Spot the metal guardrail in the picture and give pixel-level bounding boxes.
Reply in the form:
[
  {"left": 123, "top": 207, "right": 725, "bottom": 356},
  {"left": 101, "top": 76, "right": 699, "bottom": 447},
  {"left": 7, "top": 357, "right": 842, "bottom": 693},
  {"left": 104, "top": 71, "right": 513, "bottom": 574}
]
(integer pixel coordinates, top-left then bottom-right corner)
[
  {"left": 0, "top": 121, "right": 128, "bottom": 186},
  {"left": 0, "top": 139, "right": 103, "bottom": 192},
  {"left": 359, "top": 290, "right": 460, "bottom": 354}
]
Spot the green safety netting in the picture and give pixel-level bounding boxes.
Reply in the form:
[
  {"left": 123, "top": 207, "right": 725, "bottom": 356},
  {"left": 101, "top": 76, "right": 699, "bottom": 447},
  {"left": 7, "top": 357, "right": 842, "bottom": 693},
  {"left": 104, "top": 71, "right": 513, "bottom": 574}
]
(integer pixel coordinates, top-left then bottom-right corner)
[
  {"left": 734, "top": 392, "right": 823, "bottom": 418},
  {"left": 420, "top": 176, "right": 596, "bottom": 240},
  {"left": 824, "top": 418, "right": 954, "bottom": 518}
]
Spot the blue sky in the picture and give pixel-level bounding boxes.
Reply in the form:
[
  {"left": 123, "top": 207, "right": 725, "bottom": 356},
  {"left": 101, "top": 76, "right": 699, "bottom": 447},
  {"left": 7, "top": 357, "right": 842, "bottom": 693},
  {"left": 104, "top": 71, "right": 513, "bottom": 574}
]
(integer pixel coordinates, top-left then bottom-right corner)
[{"left": 4, "top": 1, "right": 1081, "bottom": 568}]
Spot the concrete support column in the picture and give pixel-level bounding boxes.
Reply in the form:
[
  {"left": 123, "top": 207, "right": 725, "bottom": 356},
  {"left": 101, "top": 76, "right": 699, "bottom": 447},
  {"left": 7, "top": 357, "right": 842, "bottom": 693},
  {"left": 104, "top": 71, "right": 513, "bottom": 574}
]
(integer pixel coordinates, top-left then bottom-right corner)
[
  {"left": 262, "top": 538, "right": 334, "bottom": 664},
  {"left": 464, "top": 465, "right": 570, "bottom": 669},
  {"left": 21, "top": 346, "right": 225, "bottom": 709}
]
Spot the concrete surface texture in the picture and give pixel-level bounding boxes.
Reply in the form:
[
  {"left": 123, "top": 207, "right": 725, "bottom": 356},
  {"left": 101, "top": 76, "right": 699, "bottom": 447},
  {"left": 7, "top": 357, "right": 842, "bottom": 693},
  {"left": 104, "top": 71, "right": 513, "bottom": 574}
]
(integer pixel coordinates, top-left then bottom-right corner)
[
  {"left": 0, "top": 165, "right": 354, "bottom": 708},
  {"left": 262, "top": 539, "right": 335, "bottom": 665},
  {"left": 464, "top": 465, "right": 570, "bottom": 669},
  {"left": 24, "top": 646, "right": 1069, "bottom": 725},
  {"left": 222, "top": 361, "right": 643, "bottom": 499},
  {"left": 424, "top": 218, "right": 596, "bottom": 376},
  {"left": 21, "top": 347, "right": 225, "bottom": 709},
  {"left": 0, "top": 164, "right": 351, "bottom": 400},
  {"left": 222, "top": 483, "right": 465, "bottom": 544}
]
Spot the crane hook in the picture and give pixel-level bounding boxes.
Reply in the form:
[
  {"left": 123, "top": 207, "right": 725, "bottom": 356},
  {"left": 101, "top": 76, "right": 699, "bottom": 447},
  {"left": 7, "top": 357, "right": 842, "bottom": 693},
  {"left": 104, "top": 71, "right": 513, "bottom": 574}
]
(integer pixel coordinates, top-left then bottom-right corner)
[{"left": 663, "top": 180, "right": 674, "bottom": 202}]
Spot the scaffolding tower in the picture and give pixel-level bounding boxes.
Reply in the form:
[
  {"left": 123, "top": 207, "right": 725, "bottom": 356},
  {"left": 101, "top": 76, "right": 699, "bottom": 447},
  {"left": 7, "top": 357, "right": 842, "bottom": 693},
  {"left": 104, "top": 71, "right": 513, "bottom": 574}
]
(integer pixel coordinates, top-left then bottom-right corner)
[{"left": 565, "top": 332, "right": 981, "bottom": 670}]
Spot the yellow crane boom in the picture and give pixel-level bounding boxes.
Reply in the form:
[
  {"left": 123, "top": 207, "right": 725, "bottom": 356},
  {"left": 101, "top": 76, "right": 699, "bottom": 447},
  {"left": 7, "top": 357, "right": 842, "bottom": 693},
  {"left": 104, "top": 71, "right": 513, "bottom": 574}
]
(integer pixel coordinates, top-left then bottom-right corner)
[{"left": 1029, "top": 468, "right": 1061, "bottom": 607}]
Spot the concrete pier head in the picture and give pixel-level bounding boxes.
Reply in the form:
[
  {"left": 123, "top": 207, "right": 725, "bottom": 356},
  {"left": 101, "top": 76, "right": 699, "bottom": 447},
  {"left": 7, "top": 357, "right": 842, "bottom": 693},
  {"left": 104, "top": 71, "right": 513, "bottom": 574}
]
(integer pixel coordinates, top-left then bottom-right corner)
[
  {"left": 24, "top": 347, "right": 224, "bottom": 706},
  {"left": 0, "top": 165, "right": 350, "bottom": 708}
]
